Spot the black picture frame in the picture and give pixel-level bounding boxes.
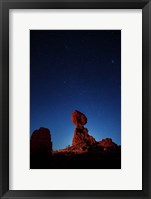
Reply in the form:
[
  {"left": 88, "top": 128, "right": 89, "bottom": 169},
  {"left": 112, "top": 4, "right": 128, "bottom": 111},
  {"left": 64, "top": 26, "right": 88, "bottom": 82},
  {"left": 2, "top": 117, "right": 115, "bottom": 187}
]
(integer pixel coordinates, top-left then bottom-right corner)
[{"left": 0, "top": 0, "right": 150, "bottom": 198}]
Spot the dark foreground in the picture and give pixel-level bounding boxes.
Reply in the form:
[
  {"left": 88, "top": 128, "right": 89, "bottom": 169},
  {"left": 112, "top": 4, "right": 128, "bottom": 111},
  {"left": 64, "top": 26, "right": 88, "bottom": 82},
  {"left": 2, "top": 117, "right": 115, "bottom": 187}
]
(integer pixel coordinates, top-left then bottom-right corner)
[{"left": 30, "top": 149, "right": 121, "bottom": 169}]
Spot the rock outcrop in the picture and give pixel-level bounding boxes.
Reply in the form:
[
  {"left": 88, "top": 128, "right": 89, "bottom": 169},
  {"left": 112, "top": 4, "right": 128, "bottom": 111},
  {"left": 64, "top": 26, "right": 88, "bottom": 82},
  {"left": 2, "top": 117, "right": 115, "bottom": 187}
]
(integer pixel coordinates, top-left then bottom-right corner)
[
  {"left": 72, "top": 127, "right": 96, "bottom": 146},
  {"left": 30, "top": 111, "right": 121, "bottom": 169},
  {"left": 30, "top": 127, "right": 52, "bottom": 168},
  {"left": 30, "top": 127, "right": 52, "bottom": 155},
  {"left": 71, "top": 110, "right": 96, "bottom": 152},
  {"left": 98, "top": 138, "right": 117, "bottom": 147},
  {"left": 98, "top": 138, "right": 117, "bottom": 151}
]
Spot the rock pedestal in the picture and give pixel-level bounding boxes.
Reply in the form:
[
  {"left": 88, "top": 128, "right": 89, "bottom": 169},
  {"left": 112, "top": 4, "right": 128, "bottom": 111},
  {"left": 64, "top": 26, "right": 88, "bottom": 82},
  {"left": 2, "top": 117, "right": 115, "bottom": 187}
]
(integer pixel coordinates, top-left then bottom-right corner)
[
  {"left": 71, "top": 110, "right": 96, "bottom": 147},
  {"left": 72, "top": 127, "right": 96, "bottom": 146}
]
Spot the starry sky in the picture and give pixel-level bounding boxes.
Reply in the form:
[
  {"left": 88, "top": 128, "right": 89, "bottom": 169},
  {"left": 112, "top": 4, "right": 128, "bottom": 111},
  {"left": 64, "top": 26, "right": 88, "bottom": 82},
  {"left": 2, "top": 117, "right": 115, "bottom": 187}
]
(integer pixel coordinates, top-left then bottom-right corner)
[{"left": 30, "top": 30, "right": 121, "bottom": 150}]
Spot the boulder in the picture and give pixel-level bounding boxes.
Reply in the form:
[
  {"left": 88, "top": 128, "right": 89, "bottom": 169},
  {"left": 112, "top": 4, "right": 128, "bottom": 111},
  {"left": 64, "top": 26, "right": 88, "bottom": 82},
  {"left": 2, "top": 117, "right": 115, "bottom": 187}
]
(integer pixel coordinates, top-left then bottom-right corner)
[{"left": 71, "top": 110, "right": 87, "bottom": 128}]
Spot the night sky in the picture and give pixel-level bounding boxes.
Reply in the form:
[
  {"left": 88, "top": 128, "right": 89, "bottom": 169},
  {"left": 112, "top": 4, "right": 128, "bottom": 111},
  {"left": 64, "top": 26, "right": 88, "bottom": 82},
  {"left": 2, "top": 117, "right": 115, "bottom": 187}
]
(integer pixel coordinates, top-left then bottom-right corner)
[{"left": 30, "top": 30, "right": 121, "bottom": 150}]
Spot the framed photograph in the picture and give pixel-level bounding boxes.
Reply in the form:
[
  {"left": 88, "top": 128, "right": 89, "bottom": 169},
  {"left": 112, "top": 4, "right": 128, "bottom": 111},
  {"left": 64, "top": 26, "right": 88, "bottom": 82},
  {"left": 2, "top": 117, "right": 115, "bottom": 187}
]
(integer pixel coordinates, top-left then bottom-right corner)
[{"left": 0, "top": 0, "right": 150, "bottom": 198}]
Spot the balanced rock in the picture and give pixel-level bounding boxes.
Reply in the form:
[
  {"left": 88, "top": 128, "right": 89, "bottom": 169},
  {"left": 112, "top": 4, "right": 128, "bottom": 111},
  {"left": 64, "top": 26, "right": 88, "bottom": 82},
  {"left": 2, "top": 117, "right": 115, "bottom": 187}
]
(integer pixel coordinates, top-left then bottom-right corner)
[{"left": 71, "top": 110, "right": 87, "bottom": 128}]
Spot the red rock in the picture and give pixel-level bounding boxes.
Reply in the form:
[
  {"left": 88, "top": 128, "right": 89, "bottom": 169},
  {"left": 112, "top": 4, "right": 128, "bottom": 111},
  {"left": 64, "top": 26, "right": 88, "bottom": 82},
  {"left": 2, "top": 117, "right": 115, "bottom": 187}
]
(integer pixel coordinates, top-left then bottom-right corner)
[
  {"left": 98, "top": 138, "right": 117, "bottom": 149},
  {"left": 30, "top": 127, "right": 52, "bottom": 155},
  {"left": 71, "top": 110, "right": 87, "bottom": 128},
  {"left": 72, "top": 127, "right": 96, "bottom": 146}
]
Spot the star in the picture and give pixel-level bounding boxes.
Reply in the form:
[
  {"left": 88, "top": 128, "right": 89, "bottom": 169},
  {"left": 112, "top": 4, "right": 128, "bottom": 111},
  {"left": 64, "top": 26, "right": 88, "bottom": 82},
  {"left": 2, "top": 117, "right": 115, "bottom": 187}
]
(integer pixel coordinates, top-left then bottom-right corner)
[{"left": 111, "top": 59, "right": 115, "bottom": 64}]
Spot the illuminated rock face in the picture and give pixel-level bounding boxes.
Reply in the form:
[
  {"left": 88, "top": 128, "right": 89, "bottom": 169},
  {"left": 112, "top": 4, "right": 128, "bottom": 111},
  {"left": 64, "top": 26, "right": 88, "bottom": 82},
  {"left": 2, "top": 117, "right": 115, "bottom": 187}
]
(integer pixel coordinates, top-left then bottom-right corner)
[
  {"left": 72, "top": 127, "right": 96, "bottom": 146},
  {"left": 71, "top": 110, "right": 96, "bottom": 147},
  {"left": 71, "top": 110, "right": 87, "bottom": 128},
  {"left": 98, "top": 138, "right": 117, "bottom": 149}
]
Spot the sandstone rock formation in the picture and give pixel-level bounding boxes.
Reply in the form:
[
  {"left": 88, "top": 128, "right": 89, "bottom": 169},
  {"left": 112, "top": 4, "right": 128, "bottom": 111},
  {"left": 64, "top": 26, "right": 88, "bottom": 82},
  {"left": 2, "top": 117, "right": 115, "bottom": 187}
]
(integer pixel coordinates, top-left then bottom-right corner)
[
  {"left": 30, "top": 127, "right": 52, "bottom": 168},
  {"left": 71, "top": 110, "right": 87, "bottom": 128},
  {"left": 72, "top": 127, "right": 96, "bottom": 146},
  {"left": 71, "top": 110, "right": 96, "bottom": 151},
  {"left": 98, "top": 138, "right": 117, "bottom": 151},
  {"left": 30, "top": 112, "right": 121, "bottom": 169},
  {"left": 30, "top": 127, "right": 52, "bottom": 155}
]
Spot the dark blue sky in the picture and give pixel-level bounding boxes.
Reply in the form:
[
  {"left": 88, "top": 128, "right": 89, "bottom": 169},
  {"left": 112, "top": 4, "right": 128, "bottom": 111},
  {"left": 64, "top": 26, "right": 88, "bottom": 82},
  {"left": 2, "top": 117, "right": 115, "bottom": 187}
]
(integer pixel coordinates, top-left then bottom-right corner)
[{"left": 30, "top": 30, "right": 121, "bottom": 150}]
